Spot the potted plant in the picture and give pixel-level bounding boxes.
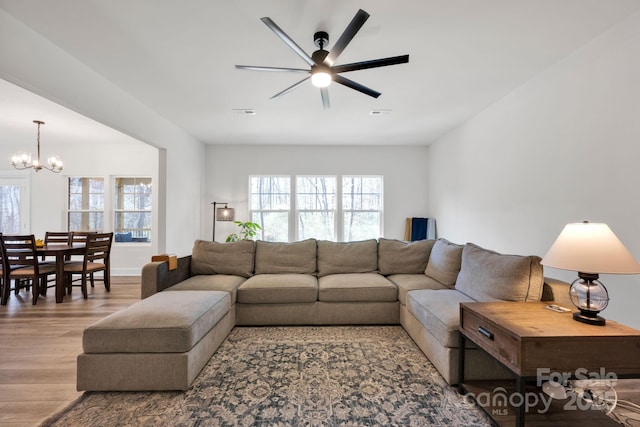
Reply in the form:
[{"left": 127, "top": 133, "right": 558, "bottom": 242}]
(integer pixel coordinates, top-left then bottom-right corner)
[{"left": 226, "top": 221, "right": 262, "bottom": 242}]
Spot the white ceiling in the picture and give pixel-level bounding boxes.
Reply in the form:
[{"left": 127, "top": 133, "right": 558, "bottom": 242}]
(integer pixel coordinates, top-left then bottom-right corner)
[{"left": 1, "top": 0, "right": 639, "bottom": 147}]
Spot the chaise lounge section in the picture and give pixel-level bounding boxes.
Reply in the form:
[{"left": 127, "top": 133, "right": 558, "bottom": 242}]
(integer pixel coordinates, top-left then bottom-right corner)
[{"left": 77, "top": 237, "right": 570, "bottom": 391}]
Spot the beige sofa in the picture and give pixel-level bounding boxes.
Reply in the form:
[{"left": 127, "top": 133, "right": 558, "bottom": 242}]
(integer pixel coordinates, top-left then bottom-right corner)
[{"left": 134, "top": 237, "right": 570, "bottom": 388}]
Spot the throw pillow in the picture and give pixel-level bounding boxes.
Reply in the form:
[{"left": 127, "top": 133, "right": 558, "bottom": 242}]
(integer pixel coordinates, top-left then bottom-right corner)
[
  {"left": 254, "top": 239, "right": 317, "bottom": 274},
  {"left": 378, "top": 238, "right": 435, "bottom": 275},
  {"left": 455, "top": 243, "right": 544, "bottom": 302},
  {"left": 317, "top": 239, "right": 378, "bottom": 277},
  {"left": 424, "top": 238, "right": 464, "bottom": 288},
  {"left": 190, "top": 239, "right": 255, "bottom": 277}
]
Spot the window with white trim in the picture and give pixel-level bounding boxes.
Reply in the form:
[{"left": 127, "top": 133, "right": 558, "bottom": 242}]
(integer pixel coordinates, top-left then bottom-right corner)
[
  {"left": 342, "top": 176, "right": 383, "bottom": 241},
  {"left": 249, "top": 176, "right": 290, "bottom": 242},
  {"left": 249, "top": 175, "right": 383, "bottom": 242},
  {"left": 114, "top": 177, "right": 152, "bottom": 243},
  {"left": 296, "top": 176, "right": 337, "bottom": 240},
  {"left": 68, "top": 177, "right": 104, "bottom": 232}
]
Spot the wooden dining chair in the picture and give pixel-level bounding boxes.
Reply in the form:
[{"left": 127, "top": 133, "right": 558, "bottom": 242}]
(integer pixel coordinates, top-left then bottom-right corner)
[
  {"left": 64, "top": 232, "right": 113, "bottom": 299},
  {"left": 67, "top": 231, "right": 97, "bottom": 289},
  {"left": 1, "top": 234, "right": 57, "bottom": 305},
  {"left": 43, "top": 231, "right": 72, "bottom": 259}
]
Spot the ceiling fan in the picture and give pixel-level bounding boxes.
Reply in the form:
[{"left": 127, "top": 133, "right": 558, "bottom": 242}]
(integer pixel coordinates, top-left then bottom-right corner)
[{"left": 235, "top": 9, "right": 409, "bottom": 109}]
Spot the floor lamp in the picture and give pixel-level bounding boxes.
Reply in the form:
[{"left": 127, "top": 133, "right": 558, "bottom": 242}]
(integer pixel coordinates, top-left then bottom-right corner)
[{"left": 212, "top": 202, "right": 235, "bottom": 241}]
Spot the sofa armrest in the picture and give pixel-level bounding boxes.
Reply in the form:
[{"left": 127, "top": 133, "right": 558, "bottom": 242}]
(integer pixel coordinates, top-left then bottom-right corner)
[
  {"left": 141, "top": 255, "right": 192, "bottom": 299},
  {"left": 541, "top": 276, "right": 572, "bottom": 307}
]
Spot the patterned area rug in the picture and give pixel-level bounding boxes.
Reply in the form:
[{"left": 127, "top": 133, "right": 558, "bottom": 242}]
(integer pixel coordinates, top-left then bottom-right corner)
[{"left": 42, "top": 326, "right": 491, "bottom": 426}]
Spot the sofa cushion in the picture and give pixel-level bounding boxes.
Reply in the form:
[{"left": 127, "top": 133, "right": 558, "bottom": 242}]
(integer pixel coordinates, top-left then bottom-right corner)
[
  {"left": 406, "top": 289, "right": 475, "bottom": 348},
  {"left": 190, "top": 240, "right": 255, "bottom": 278},
  {"left": 424, "top": 238, "right": 463, "bottom": 288},
  {"left": 254, "top": 239, "right": 317, "bottom": 275},
  {"left": 318, "top": 273, "right": 397, "bottom": 302},
  {"left": 166, "top": 274, "right": 246, "bottom": 304},
  {"left": 317, "top": 239, "right": 378, "bottom": 277},
  {"left": 455, "top": 243, "right": 544, "bottom": 302},
  {"left": 83, "top": 291, "right": 230, "bottom": 353},
  {"left": 386, "top": 274, "right": 448, "bottom": 305},
  {"left": 378, "top": 238, "right": 435, "bottom": 275},
  {"left": 237, "top": 274, "right": 318, "bottom": 304}
]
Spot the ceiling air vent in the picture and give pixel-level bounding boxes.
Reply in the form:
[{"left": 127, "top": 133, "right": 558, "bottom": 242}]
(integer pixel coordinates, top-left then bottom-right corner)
[
  {"left": 369, "top": 109, "right": 392, "bottom": 115},
  {"left": 232, "top": 109, "right": 256, "bottom": 115}
]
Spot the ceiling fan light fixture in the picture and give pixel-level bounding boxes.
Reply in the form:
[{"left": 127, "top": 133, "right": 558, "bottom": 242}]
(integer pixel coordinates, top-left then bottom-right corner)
[{"left": 311, "top": 69, "right": 332, "bottom": 88}]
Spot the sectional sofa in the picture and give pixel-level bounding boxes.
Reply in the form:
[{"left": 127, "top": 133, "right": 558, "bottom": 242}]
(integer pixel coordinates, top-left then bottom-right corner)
[{"left": 77, "top": 237, "right": 570, "bottom": 391}]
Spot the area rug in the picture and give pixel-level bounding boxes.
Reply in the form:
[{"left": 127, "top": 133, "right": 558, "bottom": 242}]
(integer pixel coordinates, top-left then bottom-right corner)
[{"left": 41, "top": 326, "right": 491, "bottom": 426}]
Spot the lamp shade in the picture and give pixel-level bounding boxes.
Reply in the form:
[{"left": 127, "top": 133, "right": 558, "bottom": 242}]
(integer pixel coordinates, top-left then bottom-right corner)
[
  {"left": 216, "top": 207, "right": 235, "bottom": 221},
  {"left": 541, "top": 222, "right": 640, "bottom": 274}
]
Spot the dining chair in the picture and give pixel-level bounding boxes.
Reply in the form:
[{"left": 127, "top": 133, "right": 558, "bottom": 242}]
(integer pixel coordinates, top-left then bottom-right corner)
[
  {"left": 39, "top": 231, "right": 74, "bottom": 294},
  {"left": 64, "top": 232, "right": 113, "bottom": 299},
  {"left": 1, "top": 234, "right": 57, "bottom": 305},
  {"left": 67, "top": 231, "right": 97, "bottom": 289},
  {"left": 43, "top": 231, "right": 72, "bottom": 259}
]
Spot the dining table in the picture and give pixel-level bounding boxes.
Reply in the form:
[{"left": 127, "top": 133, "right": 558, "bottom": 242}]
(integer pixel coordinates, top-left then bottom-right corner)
[{"left": 36, "top": 243, "right": 86, "bottom": 303}]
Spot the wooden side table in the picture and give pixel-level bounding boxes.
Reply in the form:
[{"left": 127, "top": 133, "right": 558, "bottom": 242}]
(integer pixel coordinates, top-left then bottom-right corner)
[{"left": 458, "top": 301, "right": 640, "bottom": 426}]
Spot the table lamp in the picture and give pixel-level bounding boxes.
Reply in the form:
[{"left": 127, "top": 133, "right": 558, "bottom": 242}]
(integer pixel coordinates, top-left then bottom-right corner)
[{"left": 541, "top": 221, "right": 640, "bottom": 326}]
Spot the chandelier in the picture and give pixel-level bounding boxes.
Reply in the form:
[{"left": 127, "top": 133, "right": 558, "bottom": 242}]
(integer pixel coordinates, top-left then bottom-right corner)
[{"left": 11, "top": 120, "right": 63, "bottom": 173}]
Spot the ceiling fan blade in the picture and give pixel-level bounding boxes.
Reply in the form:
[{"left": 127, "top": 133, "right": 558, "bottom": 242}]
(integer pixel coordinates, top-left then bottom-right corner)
[
  {"left": 331, "top": 54, "right": 409, "bottom": 74},
  {"left": 324, "top": 9, "right": 370, "bottom": 66},
  {"left": 236, "top": 65, "right": 309, "bottom": 73},
  {"left": 320, "top": 87, "right": 330, "bottom": 109},
  {"left": 270, "top": 76, "right": 311, "bottom": 99},
  {"left": 333, "top": 74, "right": 381, "bottom": 98},
  {"left": 261, "top": 17, "right": 315, "bottom": 67}
]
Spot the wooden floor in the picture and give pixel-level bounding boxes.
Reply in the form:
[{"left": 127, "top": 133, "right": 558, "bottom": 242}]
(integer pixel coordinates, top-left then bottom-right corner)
[{"left": 0, "top": 276, "right": 141, "bottom": 427}]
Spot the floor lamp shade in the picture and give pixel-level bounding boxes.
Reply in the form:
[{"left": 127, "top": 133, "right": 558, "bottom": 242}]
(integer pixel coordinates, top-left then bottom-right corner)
[
  {"left": 541, "top": 222, "right": 640, "bottom": 325},
  {"left": 216, "top": 207, "right": 235, "bottom": 222}
]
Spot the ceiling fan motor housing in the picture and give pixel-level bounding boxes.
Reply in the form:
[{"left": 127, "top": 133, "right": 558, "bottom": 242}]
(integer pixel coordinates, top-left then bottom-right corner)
[{"left": 314, "top": 31, "right": 329, "bottom": 49}]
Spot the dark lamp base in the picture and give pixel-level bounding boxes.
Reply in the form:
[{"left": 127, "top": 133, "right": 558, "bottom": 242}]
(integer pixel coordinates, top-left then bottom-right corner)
[{"left": 573, "top": 311, "right": 606, "bottom": 326}]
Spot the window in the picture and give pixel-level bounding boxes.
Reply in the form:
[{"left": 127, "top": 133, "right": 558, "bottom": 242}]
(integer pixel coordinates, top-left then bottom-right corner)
[
  {"left": 343, "top": 176, "right": 383, "bottom": 241},
  {"left": 296, "top": 176, "right": 336, "bottom": 240},
  {"left": 68, "top": 177, "right": 104, "bottom": 232},
  {"left": 0, "top": 184, "right": 20, "bottom": 233},
  {"left": 114, "top": 177, "right": 152, "bottom": 243},
  {"left": 250, "top": 175, "right": 383, "bottom": 242},
  {"left": 249, "top": 176, "right": 290, "bottom": 242},
  {"left": 0, "top": 178, "right": 25, "bottom": 233}
]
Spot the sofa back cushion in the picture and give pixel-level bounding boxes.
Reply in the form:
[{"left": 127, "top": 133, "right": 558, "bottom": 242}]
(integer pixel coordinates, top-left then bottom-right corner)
[
  {"left": 254, "top": 239, "right": 317, "bottom": 274},
  {"left": 424, "top": 238, "right": 464, "bottom": 288},
  {"left": 378, "top": 238, "right": 435, "bottom": 275},
  {"left": 317, "top": 239, "right": 378, "bottom": 277},
  {"left": 455, "top": 243, "right": 544, "bottom": 302},
  {"left": 190, "top": 240, "right": 255, "bottom": 277}
]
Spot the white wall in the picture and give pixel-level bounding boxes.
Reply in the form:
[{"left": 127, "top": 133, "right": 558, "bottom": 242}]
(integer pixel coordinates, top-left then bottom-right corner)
[
  {"left": 427, "top": 12, "right": 640, "bottom": 327},
  {"left": 205, "top": 145, "right": 430, "bottom": 242}
]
